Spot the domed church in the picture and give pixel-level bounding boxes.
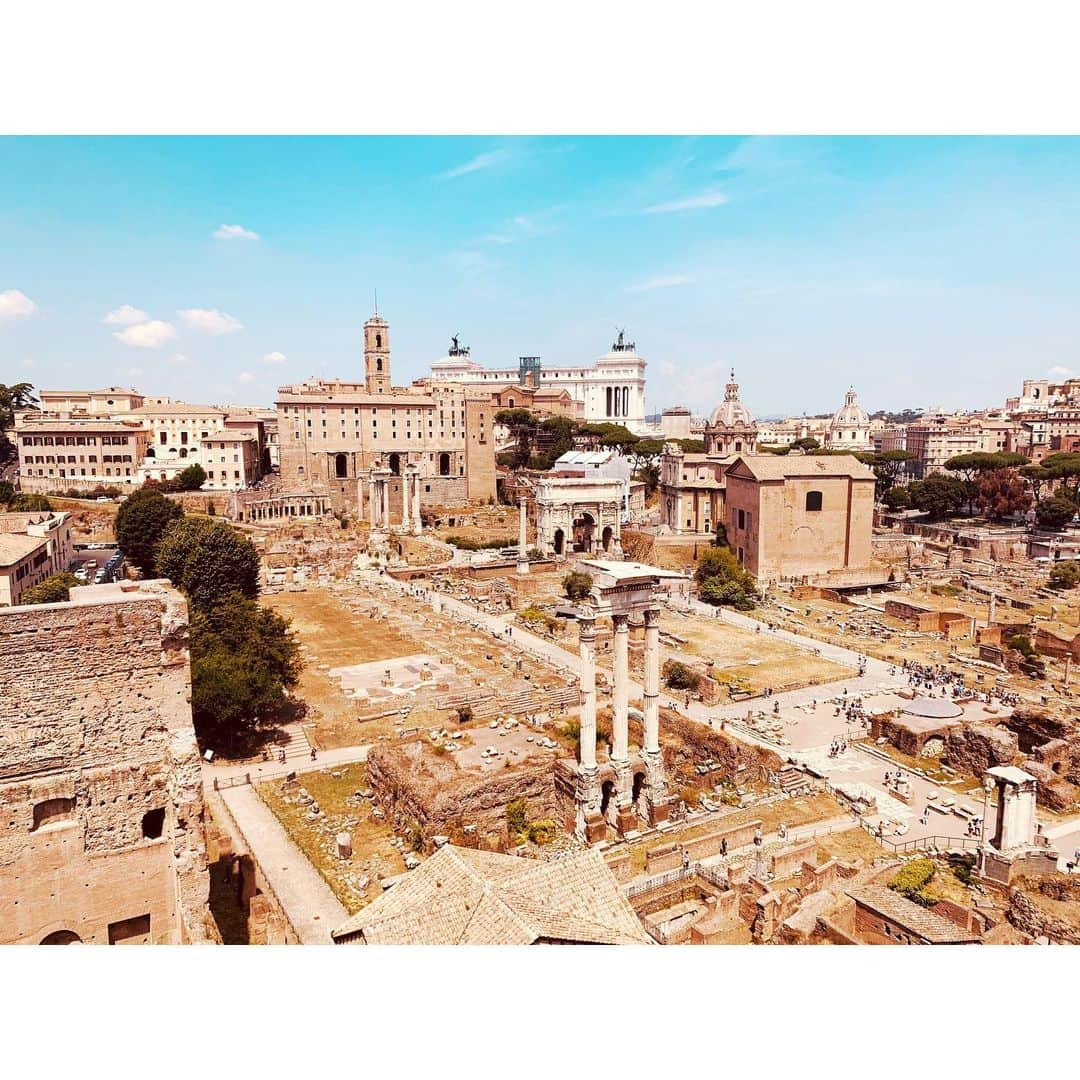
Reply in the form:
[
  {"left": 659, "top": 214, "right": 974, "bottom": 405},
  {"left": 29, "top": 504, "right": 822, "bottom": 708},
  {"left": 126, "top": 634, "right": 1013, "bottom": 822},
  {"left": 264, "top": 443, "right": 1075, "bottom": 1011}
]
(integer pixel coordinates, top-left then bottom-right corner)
[
  {"left": 704, "top": 370, "right": 758, "bottom": 456},
  {"left": 824, "top": 387, "right": 873, "bottom": 451}
]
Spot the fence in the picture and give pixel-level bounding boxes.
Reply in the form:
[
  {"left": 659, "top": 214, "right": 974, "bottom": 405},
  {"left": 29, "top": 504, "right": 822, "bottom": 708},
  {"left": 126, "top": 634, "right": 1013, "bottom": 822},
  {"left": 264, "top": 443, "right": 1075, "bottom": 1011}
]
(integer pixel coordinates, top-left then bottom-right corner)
[
  {"left": 856, "top": 818, "right": 983, "bottom": 855},
  {"left": 626, "top": 861, "right": 727, "bottom": 900}
]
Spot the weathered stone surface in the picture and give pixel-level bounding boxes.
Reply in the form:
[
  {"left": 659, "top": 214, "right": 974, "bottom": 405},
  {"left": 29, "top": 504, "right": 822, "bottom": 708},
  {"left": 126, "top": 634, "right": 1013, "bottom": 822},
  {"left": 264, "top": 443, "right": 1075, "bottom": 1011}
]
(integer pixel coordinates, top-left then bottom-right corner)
[
  {"left": 943, "top": 723, "right": 1019, "bottom": 775},
  {"left": 1008, "top": 876, "right": 1080, "bottom": 944},
  {"left": 1021, "top": 760, "right": 1079, "bottom": 812},
  {"left": 0, "top": 581, "right": 213, "bottom": 944}
]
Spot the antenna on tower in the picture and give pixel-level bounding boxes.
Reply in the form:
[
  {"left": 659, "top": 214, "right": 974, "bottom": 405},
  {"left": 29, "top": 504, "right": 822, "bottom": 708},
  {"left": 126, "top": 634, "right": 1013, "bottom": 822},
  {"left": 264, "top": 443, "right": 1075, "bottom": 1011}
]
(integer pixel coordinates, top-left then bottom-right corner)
[{"left": 373, "top": 288, "right": 378, "bottom": 317}]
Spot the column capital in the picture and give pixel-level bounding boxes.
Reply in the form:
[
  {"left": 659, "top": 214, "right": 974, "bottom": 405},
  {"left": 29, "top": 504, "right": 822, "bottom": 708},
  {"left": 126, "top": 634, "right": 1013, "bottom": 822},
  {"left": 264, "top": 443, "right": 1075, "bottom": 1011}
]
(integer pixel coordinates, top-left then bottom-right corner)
[
  {"left": 578, "top": 613, "right": 598, "bottom": 640},
  {"left": 644, "top": 606, "right": 661, "bottom": 627},
  {"left": 612, "top": 610, "right": 630, "bottom": 629}
]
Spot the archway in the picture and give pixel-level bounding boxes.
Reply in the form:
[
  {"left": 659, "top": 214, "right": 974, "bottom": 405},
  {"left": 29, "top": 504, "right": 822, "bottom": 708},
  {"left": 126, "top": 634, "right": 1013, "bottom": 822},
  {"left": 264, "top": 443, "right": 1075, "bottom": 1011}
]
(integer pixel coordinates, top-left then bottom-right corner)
[
  {"left": 601, "top": 525, "right": 613, "bottom": 552},
  {"left": 600, "top": 779, "right": 616, "bottom": 825},
  {"left": 572, "top": 512, "right": 595, "bottom": 553},
  {"left": 334, "top": 453, "right": 348, "bottom": 479},
  {"left": 179, "top": 447, "right": 188, "bottom": 459},
  {"left": 439, "top": 452, "right": 450, "bottom": 476},
  {"left": 388, "top": 453, "right": 401, "bottom": 476},
  {"left": 553, "top": 528, "right": 565, "bottom": 556},
  {"left": 40, "top": 930, "right": 81, "bottom": 945},
  {"left": 632, "top": 771, "right": 647, "bottom": 818}
]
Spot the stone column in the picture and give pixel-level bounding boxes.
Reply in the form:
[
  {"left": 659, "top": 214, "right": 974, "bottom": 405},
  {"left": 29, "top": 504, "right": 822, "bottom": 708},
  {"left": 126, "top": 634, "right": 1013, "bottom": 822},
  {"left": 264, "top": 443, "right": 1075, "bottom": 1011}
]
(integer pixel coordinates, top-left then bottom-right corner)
[
  {"left": 412, "top": 471, "right": 422, "bottom": 535},
  {"left": 612, "top": 612, "right": 630, "bottom": 763},
  {"left": 400, "top": 474, "right": 410, "bottom": 531},
  {"left": 643, "top": 606, "right": 661, "bottom": 755},
  {"left": 517, "top": 495, "right": 530, "bottom": 575},
  {"left": 356, "top": 477, "right": 365, "bottom": 521},
  {"left": 988, "top": 591, "right": 997, "bottom": 624},
  {"left": 368, "top": 475, "right": 378, "bottom": 527},
  {"left": 578, "top": 614, "right": 598, "bottom": 771},
  {"left": 381, "top": 479, "right": 390, "bottom": 528}
]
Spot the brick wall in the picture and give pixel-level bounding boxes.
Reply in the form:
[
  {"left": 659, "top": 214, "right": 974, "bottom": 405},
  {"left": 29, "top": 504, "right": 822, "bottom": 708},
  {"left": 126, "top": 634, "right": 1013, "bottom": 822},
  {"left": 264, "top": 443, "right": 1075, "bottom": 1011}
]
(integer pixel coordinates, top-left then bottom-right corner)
[{"left": 0, "top": 582, "right": 211, "bottom": 944}]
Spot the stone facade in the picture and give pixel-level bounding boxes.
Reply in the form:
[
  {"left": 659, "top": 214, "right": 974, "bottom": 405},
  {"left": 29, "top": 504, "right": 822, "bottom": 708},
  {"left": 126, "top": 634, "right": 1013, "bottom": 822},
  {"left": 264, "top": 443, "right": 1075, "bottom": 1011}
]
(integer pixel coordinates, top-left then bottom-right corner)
[
  {"left": 0, "top": 510, "right": 74, "bottom": 607},
  {"left": 0, "top": 581, "right": 212, "bottom": 944},
  {"left": 276, "top": 312, "right": 497, "bottom": 517},
  {"left": 723, "top": 454, "right": 876, "bottom": 584},
  {"left": 533, "top": 476, "right": 624, "bottom": 557}
]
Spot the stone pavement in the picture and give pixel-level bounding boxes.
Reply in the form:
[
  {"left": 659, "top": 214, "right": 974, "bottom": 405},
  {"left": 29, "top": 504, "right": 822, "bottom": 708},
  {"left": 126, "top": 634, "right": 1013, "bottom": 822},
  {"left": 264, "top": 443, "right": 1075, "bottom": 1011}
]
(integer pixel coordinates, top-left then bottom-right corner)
[
  {"left": 220, "top": 783, "right": 348, "bottom": 944},
  {"left": 204, "top": 743, "right": 371, "bottom": 786}
]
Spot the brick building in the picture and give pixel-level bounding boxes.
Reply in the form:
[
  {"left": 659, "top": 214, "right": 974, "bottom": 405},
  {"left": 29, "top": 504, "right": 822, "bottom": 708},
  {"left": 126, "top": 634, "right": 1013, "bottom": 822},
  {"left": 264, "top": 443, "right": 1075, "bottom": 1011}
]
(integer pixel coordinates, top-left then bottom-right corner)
[
  {"left": 723, "top": 454, "right": 876, "bottom": 584},
  {"left": 0, "top": 580, "right": 212, "bottom": 944}
]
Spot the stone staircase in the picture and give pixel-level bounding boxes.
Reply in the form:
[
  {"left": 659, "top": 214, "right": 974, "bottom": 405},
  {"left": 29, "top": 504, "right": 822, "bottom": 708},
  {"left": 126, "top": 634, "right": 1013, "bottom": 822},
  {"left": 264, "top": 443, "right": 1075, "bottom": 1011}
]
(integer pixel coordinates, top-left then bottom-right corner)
[
  {"left": 436, "top": 684, "right": 579, "bottom": 720},
  {"left": 776, "top": 765, "right": 811, "bottom": 796},
  {"left": 275, "top": 725, "right": 313, "bottom": 760}
]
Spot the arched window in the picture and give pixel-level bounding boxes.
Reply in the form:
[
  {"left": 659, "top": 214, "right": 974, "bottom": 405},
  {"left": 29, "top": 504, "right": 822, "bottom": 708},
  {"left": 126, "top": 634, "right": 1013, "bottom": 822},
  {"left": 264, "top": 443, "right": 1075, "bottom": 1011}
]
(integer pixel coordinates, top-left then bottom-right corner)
[
  {"left": 376, "top": 358, "right": 383, "bottom": 372},
  {"left": 388, "top": 452, "right": 401, "bottom": 475},
  {"left": 40, "top": 930, "right": 82, "bottom": 945},
  {"left": 376, "top": 333, "right": 382, "bottom": 348},
  {"left": 439, "top": 452, "right": 450, "bottom": 476},
  {"left": 805, "top": 490, "right": 823, "bottom": 512},
  {"left": 334, "top": 453, "right": 348, "bottom": 479}
]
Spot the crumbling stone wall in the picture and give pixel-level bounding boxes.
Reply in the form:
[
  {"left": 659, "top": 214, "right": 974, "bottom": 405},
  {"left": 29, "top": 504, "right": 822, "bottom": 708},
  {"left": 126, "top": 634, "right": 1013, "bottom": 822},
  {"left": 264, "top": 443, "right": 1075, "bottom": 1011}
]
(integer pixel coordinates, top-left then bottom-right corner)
[
  {"left": 943, "top": 722, "right": 1019, "bottom": 775},
  {"left": 631, "top": 708, "right": 784, "bottom": 785},
  {"left": 366, "top": 741, "right": 570, "bottom": 849},
  {"left": 1007, "top": 876, "right": 1080, "bottom": 944},
  {"left": 0, "top": 582, "right": 212, "bottom": 944}
]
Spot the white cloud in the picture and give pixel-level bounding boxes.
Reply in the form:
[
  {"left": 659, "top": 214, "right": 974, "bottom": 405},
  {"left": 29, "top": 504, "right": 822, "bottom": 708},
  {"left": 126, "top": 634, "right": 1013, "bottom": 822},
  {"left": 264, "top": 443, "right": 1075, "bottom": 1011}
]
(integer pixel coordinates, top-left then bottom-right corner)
[
  {"left": 113, "top": 320, "right": 178, "bottom": 348},
  {"left": 437, "top": 150, "right": 507, "bottom": 181},
  {"left": 262, "top": 350, "right": 287, "bottom": 365},
  {"left": 102, "top": 304, "right": 150, "bottom": 326},
  {"left": 214, "top": 223, "right": 260, "bottom": 241},
  {"left": 0, "top": 289, "right": 37, "bottom": 321},
  {"left": 640, "top": 189, "right": 729, "bottom": 214},
  {"left": 1049, "top": 365, "right": 1075, "bottom": 378},
  {"left": 237, "top": 371, "right": 257, "bottom": 384},
  {"left": 179, "top": 307, "right": 243, "bottom": 335},
  {"left": 625, "top": 273, "right": 695, "bottom": 293}
]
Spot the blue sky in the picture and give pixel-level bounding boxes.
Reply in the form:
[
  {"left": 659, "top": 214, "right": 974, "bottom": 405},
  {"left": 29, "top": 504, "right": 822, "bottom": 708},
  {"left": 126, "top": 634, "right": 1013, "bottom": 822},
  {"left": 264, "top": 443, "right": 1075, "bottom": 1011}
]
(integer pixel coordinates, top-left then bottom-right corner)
[{"left": 3, "top": 136, "right": 1080, "bottom": 417}]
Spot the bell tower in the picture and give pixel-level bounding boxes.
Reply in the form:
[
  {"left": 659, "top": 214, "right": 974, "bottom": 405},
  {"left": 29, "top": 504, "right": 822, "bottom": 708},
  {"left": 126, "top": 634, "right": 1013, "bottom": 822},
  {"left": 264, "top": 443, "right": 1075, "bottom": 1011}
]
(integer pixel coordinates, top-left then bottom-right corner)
[{"left": 364, "top": 306, "right": 391, "bottom": 394}]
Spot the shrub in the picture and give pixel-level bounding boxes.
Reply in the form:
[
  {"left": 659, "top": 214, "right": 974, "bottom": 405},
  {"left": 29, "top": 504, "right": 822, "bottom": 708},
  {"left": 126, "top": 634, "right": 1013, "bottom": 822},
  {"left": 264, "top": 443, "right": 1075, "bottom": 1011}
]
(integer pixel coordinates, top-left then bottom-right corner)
[
  {"left": 506, "top": 799, "right": 528, "bottom": 836},
  {"left": 930, "top": 583, "right": 960, "bottom": 598},
  {"left": 526, "top": 820, "right": 556, "bottom": 845},
  {"left": 444, "top": 534, "right": 506, "bottom": 551},
  {"left": 695, "top": 546, "right": 757, "bottom": 609},
  {"left": 562, "top": 569, "right": 593, "bottom": 600},
  {"left": 663, "top": 659, "right": 701, "bottom": 691},
  {"left": 679, "top": 786, "right": 700, "bottom": 808},
  {"left": 890, "top": 857, "right": 936, "bottom": 905},
  {"left": 8, "top": 493, "right": 52, "bottom": 512},
  {"left": 18, "top": 571, "right": 81, "bottom": 605},
  {"left": 0, "top": 479, "right": 14, "bottom": 505},
  {"left": 1007, "top": 633, "right": 1037, "bottom": 659},
  {"left": 1048, "top": 561, "right": 1080, "bottom": 591},
  {"left": 175, "top": 463, "right": 207, "bottom": 491},
  {"left": 455, "top": 704, "right": 473, "bottom": 724},
  {"left": 1036, "top": 494, "right": 1077, "bottom": 531},
  {"left": 699, "top": 576, "right": 755, "bottom": 610}
]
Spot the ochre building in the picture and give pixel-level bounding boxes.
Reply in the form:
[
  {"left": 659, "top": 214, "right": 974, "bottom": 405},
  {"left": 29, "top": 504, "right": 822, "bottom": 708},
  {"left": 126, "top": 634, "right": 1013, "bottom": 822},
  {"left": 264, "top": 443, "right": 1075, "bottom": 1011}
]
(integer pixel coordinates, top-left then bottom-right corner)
[{"left": 276, "top": 311, "right": 497, "bottom": 515}]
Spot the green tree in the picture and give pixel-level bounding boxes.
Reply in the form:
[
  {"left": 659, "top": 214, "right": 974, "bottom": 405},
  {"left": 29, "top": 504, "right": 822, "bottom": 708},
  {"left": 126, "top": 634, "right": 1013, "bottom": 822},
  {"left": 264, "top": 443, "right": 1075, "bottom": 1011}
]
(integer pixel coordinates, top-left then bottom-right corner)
[
  {"left": 158, "top": 516, "right": 260, "bottom": 612},
  {"left": 175, "top": 463, "right": 207, "bottom": 491},
  {"left": 857, "top": 449, "right": 915, "bottom": 498},
  {"left": 1048, "top": 562, "right": 1080, "bottom": 591},
  {"left": 1040, "top": 452, "right": 1080, "bottom": 504},
  {"left": 699, "top": 577, "right": 755, "bottom": 610},
  {"left": 905, "top": 475, "right": 967, "bottom": 520},
  {"left": 115, "top": 487, "right": 184, "bottom": 576},
  {"left": 695, "top": 546, "right": 757, "bottom": 609},
  {"left": 883, "top": 486, "right": 911, "bottom": 510},
  {"left": 944, "top": 452, "right": 1027, "bottom": 513},
  {"left": 1020, "top": 464, "right": 1053, "bottom": 504},
  {"left": 189, "top": 593, "right": 303, "bottom": 748},
  {"left": 1036, "top": 494, "right": 1078, "bottom": 531},
  {"left": 562, "top": 569, "right": 593, "bottom": 601},
  {"left": 8, "top": 493, "right": 52, "bottom": 512},
  {"left": 0, "top": 382, "right": 38, "bottom": 463},
  {"left": 19, "top": 571, "right": 81, "bottom": 605},
  {"left": 0, "top": 480, "right": 13, "bottom": 506},
  {"left": 791, "top": 436, "right": 820, "bottom": 452},
  {"left": 663, "top": 660, "right": 701, "bottom": 690}
]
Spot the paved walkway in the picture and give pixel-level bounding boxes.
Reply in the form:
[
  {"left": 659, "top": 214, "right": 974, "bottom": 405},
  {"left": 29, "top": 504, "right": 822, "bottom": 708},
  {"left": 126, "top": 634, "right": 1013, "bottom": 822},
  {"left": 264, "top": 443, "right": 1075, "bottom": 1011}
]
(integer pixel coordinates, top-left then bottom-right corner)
[
  {"left": 220, "top": 783, "right": 348, "bottom": 944},
  {"left": 205, "top": 743, "right": 371, "bottom": 786}
]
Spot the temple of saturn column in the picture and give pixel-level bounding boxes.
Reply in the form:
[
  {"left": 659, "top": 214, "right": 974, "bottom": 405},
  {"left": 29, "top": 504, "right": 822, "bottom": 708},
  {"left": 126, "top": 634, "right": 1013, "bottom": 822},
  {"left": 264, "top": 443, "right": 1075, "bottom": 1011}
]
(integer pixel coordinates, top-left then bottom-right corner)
[
  {"left": 572, "top": 560, "right": 689, "bottom": 842},
  {"left": 364, "top": 465, "right": 422, "bottom": 535}
]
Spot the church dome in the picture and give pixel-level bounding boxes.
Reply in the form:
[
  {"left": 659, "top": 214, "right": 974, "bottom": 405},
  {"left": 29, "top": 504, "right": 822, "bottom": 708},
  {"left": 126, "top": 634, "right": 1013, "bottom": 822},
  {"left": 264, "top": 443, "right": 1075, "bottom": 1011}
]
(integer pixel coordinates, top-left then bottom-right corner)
[
  {"left": 708, "top": 370, "right": 756, "bottom": 429},
  {"left": 830, "top": 387, "right": 869, "bottom": 431}
]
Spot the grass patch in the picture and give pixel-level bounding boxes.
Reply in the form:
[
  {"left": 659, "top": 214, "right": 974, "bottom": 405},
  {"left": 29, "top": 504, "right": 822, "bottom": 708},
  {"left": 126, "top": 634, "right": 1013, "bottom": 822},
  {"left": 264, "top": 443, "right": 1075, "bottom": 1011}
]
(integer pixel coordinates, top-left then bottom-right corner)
[{"left": 256, "top": 763, "right": 404, "bottom": 915}]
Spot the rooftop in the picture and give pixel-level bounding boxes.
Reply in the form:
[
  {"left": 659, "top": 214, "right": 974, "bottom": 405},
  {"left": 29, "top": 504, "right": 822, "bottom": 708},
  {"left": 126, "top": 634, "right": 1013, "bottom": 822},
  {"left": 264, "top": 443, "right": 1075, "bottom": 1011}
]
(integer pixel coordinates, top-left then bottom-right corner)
[
  {"left": 0, "top": 533, "right": 48, "bottom": 567},
  {"left": 727, "top": 454, "right": 875, "bottom": 481},
  {"left": 847, "top": 886, "right": 980, "bottom": 944},
  {"left": 332, "top": 844, "right": 649, "bottom": 945}
]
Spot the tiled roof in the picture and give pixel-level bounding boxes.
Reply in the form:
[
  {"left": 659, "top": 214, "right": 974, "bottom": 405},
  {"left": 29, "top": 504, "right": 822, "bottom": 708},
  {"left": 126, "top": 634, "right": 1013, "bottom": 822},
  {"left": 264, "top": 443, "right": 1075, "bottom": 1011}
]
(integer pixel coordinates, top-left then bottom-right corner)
[
  {"left": 0, "top": 533, "right": 47, "bottom": 567},
  {"left": 848, "top": 886, "right": 980, "bottom": 944},
  {"left": 332, "top": 844, "right": 650, "bottom": 945},
  {"left": 727, "top": 454, "right": 875, "bottom": 481}
]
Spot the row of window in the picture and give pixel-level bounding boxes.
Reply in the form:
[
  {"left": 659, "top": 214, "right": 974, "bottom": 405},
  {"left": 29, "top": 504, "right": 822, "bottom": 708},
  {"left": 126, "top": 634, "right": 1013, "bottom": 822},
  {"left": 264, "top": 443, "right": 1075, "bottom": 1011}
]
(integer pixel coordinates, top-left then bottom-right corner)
[
  {"left": 32, "top": 467, "right": 133, "bottom": 477},
  {"left": 25, "top": 454, "right": 132, "bottom": 464},
  {"left": 21, "top": 435, "right": 132, "bottom": 447}
]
